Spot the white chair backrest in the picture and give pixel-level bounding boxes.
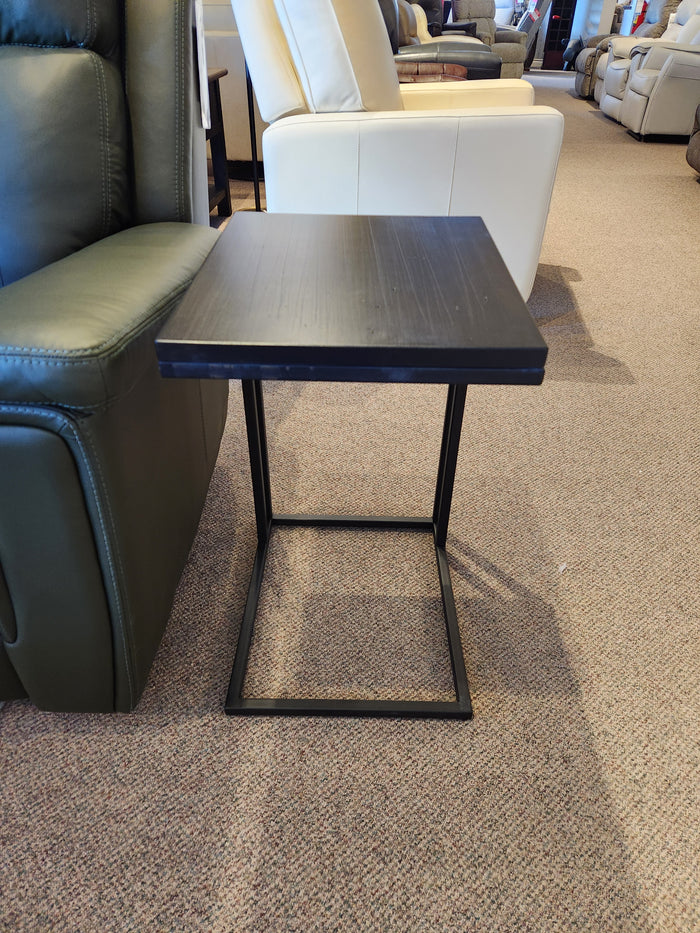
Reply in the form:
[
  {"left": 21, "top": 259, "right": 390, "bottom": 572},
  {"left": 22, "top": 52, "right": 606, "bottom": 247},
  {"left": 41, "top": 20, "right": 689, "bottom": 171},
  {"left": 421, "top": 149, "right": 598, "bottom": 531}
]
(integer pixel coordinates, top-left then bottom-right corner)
[
  {"left": 661, "top": 0, "right": 700, "bottom": 39},
  {"left": 411, "top": 3, "right": 434, "bottom": 42},
  {"left": 273, "top": 0, "right": 403, "bottom": 113},
  {"left": 231, "top": 0, "right": 307, "bottom": 122},
  {"left": 675, "top": 7, "right": 700, "bottom": 39},
  {"left": 232, "top": 0, "right": 403, "bottom": 122}
]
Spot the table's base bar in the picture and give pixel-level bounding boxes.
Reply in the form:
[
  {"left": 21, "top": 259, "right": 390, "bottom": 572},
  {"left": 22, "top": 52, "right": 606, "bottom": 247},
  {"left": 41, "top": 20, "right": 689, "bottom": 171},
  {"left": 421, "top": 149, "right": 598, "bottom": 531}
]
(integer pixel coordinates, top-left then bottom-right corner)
[
  {"left": 224, "top": 515, "right": 473, "bottom": 721},
  {"left": 272, "top": 513, "right": 431, "bottom": 530},
  {"left": 226, "top": 696, "right": 471, "bottom": 719}
]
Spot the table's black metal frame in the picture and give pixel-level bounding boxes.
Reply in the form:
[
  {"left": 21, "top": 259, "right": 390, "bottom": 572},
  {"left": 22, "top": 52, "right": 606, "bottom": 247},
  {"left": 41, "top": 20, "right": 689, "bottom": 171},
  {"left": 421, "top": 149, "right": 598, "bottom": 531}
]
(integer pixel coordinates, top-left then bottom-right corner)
[{"left": 225, "top": 378, "right": 473, "bottom": 720}]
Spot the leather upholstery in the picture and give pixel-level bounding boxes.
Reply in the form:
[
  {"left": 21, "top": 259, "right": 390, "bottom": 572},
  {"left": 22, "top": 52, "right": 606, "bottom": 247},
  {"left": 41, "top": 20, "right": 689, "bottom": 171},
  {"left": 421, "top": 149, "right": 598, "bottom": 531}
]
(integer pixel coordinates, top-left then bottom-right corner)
[
  {"left": 274, "top": 0, "right": 403, "bottom": 112},
  {"left": 619, "top": 36, "right": 700, "bottom": 136},
  {"left": 569, "top": 5, "right": 623, "bottom": 99},
  {"left": 232, "top": 0, "right": 564, "bottom": 300},
  {"left": 596, "top": 0, "right": 696, "bottom": 113},
  {"left": 396, "top": 60, "right": 469, "bottom": 79},
  {"left": 0, "top": 0, "right": 228, "bottom": 711},
  {"left": 395, "top": 0, "right": 503, "bottom": 78},
  {"left": 0, "top": 17, "right": 129, "bottom": 285},
  {"left": 396, "top": 43, "right": 503, "bottom": 79}
]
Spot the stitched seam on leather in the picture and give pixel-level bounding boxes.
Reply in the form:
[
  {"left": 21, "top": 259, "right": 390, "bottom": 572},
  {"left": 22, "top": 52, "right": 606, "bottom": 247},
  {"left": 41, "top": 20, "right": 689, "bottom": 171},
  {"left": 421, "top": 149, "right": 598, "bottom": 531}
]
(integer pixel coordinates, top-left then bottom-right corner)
[
  {"left": 84, "top": 0, "right": 92, "bottom": 47},
  {"left": 0, "top": 404, "right": 135, "bottom": 703},
  {"left": 175, "top": 0, "right": 184, "bottom": 220},
  {"left": 4, "top": 43, "right": 74, "bottom": 50},
  {"left": 0, "top": 281, "right": 191, "bottom": 358},
  {"left": 80, "top": 427, "right": 135, "bottom": 705},
  {"left": 87, "top": 51, "right": 111, "bottom": 235}
]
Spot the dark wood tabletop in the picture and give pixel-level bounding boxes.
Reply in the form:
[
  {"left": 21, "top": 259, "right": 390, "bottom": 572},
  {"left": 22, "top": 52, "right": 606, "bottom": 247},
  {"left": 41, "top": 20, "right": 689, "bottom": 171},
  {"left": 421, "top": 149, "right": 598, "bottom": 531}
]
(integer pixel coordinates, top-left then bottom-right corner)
[{"left": 156, "top": 213, "right": 547, "bottom": 385}]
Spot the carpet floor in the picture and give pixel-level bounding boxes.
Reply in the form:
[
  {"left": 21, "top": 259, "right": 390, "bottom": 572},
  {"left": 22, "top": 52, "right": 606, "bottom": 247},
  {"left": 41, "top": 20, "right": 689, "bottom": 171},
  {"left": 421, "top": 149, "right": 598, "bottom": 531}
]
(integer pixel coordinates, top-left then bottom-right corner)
[{"left": 1, "top": 72, "right": 698, "bottom": 932}]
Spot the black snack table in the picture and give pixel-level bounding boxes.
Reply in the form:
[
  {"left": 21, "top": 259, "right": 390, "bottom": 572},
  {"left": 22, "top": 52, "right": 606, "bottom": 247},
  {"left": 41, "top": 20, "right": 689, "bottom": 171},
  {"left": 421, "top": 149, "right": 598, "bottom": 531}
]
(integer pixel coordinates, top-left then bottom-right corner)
[{"left": 156, "top": 213, "right": 547, "bottom": 720}]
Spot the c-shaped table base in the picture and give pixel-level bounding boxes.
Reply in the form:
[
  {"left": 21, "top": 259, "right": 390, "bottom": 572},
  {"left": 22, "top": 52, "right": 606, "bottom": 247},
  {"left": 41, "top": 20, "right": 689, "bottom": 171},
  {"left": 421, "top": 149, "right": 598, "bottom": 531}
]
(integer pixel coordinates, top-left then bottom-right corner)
[{"left": 224, "top": 379, "right": 473, "bottom": 720}]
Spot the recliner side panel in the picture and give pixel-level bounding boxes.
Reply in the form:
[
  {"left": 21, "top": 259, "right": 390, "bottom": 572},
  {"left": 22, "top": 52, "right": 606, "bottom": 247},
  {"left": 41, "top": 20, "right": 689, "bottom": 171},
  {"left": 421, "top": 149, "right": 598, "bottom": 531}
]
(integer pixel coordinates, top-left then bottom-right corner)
[{"left": 0, "top": 420, "right": 115, "bottom": 711}]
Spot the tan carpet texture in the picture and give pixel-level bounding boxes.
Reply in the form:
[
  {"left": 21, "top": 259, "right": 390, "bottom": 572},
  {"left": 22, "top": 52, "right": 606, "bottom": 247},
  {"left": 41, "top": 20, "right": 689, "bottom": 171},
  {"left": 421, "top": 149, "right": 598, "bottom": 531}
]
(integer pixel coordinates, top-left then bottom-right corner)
[{"left": 1, "top": 73, "right": 699, "bottom": 932}]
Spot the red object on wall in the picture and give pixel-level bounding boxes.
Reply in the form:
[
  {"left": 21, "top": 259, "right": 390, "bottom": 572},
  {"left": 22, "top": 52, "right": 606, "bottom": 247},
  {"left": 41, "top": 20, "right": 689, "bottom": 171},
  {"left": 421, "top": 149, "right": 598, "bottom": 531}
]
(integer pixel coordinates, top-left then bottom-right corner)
[{"left": 632, "top": 2, "right": 648, "bottom": 32}]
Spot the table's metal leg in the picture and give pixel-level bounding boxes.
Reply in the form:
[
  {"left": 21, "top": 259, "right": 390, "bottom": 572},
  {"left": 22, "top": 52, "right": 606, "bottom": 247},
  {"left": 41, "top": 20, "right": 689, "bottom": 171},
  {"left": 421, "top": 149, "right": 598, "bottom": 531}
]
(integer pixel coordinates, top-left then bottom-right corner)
[
  {"left": 432, "top": 385, "right": 472, "bottom": 714},
  {"left": 225, "top": 380, "right": 272, "bottom": 707},
  {"left": 433, "top": 384, "right": 467, "bottom": 548},
  {"left": 226, "top": 380, "right": 473, "bottom": 719},
  {"left": 241, "top": 379, "right": 272, "bottom": 544},
  {"left": 245, "top": 63, "right": 262, "bottom": 213}
]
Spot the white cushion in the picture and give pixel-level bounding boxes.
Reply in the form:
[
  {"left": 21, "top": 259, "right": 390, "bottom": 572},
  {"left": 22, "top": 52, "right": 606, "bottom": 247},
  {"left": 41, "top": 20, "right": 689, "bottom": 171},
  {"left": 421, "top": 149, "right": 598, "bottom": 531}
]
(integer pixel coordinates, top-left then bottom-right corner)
[
  {"left": 674, "top": 0, "right": 700, "bottom": 28},
  {"left": 272, "top": 0, "right": 403, "bottom": 113},
  {"left": 231, "top": 0, "right": 308, "bottom": 122},
  {"left": 677, "top": 12, "right": 700, "bottom": 41}
]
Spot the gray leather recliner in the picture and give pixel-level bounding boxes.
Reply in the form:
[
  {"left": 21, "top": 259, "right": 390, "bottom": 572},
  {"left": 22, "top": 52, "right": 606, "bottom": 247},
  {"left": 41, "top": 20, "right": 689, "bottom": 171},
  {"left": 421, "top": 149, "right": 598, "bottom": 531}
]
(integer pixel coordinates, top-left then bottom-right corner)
[{"left": 0, "top": 0, "right": 228, "bottom": 712}]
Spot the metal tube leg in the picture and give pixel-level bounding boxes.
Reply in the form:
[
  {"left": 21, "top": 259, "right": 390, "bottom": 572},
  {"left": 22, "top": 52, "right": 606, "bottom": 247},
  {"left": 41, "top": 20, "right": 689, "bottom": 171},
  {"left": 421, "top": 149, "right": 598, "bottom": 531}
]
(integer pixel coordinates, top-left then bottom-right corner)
[
  {"left": 433, "top": 384, "right": 467, "bottom": 548},
  {"left": 245, "top": 62, "right": 262, "bottom": 212},
  {"left": 241, "top": 379, "right": 272, "bottom": 543}
]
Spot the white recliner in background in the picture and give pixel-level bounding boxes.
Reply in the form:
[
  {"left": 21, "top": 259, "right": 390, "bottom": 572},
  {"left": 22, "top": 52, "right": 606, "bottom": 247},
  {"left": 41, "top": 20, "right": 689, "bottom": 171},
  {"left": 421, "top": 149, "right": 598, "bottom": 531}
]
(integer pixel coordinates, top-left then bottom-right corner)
[
  {"left": 619, "top": 34, "right": 700, "bottom": 136},
  {"left": 230, "top": 0, "right": 563, "bottom": 300},
  {"left": 597, "top": 0, "right": 699, "bottom": 116}
]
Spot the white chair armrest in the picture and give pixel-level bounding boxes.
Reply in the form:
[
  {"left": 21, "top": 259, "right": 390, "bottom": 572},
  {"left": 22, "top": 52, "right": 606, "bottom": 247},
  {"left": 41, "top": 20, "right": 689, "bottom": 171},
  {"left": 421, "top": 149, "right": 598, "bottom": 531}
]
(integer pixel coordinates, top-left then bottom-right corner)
[
  {"left": 400, "top": 78, "right": 535, "bottom": 109},
  {"left": 262, "top": 107, "right": 563, "bottom": 300},
  {"left": 607, "top": 35, "right": 656, "bottom": 58},
  {"left": 641, "top": 43, "right": 700, "bottom": 69}
]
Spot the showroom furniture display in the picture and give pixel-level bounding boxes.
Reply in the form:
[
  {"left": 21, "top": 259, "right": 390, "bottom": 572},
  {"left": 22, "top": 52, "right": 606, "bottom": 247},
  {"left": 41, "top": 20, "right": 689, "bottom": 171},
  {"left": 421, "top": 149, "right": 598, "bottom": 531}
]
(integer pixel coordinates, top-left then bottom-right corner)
[
  {"left": 0, "top": 0, "right": 228, "bottom": 712},
  {"left": 687, "top": 103, "right": 700, "bottom": 170},
  {"left": 447, "top": 0, "right": 529, "bottom": 77},
  {"left": 231, "top": 0, "right": 564, "bottom": 301},
  {"left": 156, "top": 212, "right": 550, "bottom": 720},
  {"left": 618, "top": 37, "right": 700, "bottom": 136},
  {"left": 595, "top": 0, "right": 697, "bottom": 112},
  {"left": 566, "top": 5, "right": 624, "bottom": 99},
  {"left": 394, "top": 0, "right": 503, "bottom": 79}
]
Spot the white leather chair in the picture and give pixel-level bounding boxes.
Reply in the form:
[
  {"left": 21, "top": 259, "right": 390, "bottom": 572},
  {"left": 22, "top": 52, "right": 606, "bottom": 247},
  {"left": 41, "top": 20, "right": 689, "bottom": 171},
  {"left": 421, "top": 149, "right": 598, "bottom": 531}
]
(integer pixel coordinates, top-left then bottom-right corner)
[
  {"left": 231, "top": 0, "right": 563, "bottom": 300},
  {"left": 597, "top": 0, "right": 700, "bottom": 117},
  {"left": 619, "top": 36, "right": 700, "bottom": 136}
]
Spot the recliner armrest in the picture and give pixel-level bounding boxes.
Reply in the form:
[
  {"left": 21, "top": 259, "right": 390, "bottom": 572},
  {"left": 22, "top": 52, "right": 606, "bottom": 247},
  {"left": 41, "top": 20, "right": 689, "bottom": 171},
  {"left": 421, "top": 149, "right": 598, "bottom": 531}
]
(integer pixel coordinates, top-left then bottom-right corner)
[
  {"left": 0, "top": 224, "right": 218, "bottom": 410},
  {"left": 637, "top": 41, "right": 700, "bottom": 66},
  {"left": 495, "top": 26, "right": 527, "bottom": 45},
  {"left": 397, "top": 44, "right": 503, "bottom": 79},
  {"left": 606, "top": 35, "right": 656, "bottom": 58}
]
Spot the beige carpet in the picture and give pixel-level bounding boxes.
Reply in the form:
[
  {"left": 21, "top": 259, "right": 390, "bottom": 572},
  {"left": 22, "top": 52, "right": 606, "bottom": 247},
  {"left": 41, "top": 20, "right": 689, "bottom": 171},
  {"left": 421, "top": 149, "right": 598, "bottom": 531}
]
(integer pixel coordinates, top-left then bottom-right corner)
[{"left": 1, "top": 72, "right": 699, "bottom": 932}]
